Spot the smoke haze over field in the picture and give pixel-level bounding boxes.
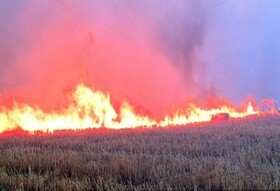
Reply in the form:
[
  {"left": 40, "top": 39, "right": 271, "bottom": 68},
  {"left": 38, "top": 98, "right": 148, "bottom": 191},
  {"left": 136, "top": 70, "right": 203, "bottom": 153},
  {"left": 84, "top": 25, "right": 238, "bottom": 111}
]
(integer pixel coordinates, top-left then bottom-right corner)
[
  {"left": 0, "top": 0, "right": 280, "bottom": 116},
  {"left": 203, "top": 0, "right": 280, "bottom": 103}
]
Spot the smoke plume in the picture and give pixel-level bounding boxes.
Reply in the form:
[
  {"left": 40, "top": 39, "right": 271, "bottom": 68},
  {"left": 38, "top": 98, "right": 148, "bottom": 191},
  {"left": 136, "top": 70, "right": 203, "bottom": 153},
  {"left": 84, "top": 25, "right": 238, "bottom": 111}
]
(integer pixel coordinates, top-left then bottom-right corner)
[
  {"left": 0, "top": 0, "right": 209, "bottom": 117},
  {"left": 1, "top": 0, "right": 279, "bottom": 116}
]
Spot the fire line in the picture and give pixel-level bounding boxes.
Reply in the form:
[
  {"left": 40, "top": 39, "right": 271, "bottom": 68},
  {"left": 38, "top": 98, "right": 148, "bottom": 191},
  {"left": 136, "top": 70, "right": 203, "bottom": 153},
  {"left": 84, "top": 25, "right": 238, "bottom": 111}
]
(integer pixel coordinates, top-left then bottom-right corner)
[{"left": 0, "top": 83, "right": 277, "bottom": 134}]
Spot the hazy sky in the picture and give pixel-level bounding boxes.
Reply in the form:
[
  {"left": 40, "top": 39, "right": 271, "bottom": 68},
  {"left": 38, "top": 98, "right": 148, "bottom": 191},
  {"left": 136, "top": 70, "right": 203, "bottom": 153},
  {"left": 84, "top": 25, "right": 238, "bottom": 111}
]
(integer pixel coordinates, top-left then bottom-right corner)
[
  {"left": 204, "top": 0, "right": 280, "bottom": 103},
  {"left": 0, "top": 0, "right": 279, "bottom": 112}
]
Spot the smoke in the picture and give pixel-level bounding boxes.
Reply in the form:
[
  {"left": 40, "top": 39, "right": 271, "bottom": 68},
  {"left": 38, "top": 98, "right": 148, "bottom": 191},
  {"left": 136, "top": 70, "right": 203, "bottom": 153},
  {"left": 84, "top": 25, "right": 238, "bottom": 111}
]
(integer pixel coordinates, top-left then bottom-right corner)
[
  {"left": 1, "top": 0, "right": 279, "bottom": 116},
  {"left": 203, "top": 0, "right": 280, "bottom": 103},
  {"left": 0, "top": 0, "right": 209, "bottom": 117}
]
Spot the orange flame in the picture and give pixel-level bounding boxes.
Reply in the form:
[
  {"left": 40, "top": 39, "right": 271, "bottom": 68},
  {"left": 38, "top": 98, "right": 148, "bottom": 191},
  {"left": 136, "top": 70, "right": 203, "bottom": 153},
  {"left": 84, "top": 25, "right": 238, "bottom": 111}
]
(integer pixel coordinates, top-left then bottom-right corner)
[{"left": 0, "top": 83, "right": 276, "bottom": 133}]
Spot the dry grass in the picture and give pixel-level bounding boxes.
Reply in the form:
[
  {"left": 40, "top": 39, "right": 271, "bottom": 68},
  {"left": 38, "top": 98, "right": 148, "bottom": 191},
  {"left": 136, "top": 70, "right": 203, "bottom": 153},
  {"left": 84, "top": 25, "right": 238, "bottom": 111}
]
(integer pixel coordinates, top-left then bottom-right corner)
[{"left": 0, "top": 116, "right": 280, "bottom": 190}]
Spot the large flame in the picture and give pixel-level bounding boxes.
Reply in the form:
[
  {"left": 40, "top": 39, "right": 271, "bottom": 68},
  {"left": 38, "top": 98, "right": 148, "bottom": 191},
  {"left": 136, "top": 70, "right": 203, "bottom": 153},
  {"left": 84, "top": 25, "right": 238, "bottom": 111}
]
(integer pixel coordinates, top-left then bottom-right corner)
[{"left": 0, "top": 83, "right": 277, "bottom": 133}]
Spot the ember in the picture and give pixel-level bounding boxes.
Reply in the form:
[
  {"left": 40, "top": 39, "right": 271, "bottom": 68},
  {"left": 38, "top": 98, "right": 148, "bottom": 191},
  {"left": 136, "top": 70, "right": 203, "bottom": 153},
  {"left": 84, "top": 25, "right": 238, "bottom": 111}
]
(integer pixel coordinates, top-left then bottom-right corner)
[{"left": 211, "top": 113, "right": 230, "bottom": 122}]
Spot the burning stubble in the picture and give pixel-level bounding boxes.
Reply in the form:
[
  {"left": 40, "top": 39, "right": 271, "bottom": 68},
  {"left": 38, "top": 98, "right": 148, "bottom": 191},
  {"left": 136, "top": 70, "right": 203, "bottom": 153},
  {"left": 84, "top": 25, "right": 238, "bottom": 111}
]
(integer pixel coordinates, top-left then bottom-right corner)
[{"left": 0, "top": 1, "right": 279, "bottom": 132}]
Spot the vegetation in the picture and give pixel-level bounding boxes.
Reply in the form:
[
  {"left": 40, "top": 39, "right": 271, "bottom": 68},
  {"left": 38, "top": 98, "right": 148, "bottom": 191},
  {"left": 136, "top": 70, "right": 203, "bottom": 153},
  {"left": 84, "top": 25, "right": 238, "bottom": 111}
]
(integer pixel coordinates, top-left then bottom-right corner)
[{"left": 0, "top": 116, "right": 280, "bottom": 190}]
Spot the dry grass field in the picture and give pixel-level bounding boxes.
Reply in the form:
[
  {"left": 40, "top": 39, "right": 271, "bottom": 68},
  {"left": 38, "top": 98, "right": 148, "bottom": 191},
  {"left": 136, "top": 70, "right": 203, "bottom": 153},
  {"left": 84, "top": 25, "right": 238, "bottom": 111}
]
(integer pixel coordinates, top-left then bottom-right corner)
[{"left": 0, "top": 116, "right": 280, "bottom": 190}]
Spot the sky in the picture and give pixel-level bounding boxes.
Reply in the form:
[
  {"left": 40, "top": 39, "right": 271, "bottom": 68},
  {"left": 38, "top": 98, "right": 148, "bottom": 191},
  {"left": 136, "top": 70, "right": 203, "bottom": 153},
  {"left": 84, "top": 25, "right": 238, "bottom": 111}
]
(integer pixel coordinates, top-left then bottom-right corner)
[
  {"left": 203, "top": 0, "right": 280, "bottom": 103},
  {"left": 0, "top": 0, "right": 279, "bottom": 114}
]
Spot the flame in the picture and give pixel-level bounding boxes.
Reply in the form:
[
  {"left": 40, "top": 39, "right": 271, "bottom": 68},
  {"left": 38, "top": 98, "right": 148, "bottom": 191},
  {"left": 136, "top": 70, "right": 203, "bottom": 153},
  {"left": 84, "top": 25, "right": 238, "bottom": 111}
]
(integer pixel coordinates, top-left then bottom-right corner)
[{"left": 0, "top": 83, "right": 276, "bottom": 133}]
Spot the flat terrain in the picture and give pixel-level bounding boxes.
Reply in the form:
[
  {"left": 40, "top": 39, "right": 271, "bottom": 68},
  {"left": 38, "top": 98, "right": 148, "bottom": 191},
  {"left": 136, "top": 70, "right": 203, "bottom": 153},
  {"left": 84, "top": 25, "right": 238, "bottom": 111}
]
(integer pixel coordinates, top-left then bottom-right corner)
[{"left": 1, "top": 116, "right": 280, "bottom": 190}]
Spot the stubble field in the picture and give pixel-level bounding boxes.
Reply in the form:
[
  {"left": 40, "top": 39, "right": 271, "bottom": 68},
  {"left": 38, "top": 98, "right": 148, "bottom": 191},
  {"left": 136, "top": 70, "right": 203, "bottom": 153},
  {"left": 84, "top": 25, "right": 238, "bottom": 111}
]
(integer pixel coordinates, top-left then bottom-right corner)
[{"left": 0, "top": 116, "right": 280, "bottom": 190}]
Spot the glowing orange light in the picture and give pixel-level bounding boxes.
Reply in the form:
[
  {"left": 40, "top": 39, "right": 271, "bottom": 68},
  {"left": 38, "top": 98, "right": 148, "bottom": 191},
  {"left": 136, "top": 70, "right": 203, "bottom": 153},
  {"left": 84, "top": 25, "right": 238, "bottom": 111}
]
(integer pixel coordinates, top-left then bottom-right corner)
[{"left": 0, "top": 83, "right": 277, "bottom": 134}]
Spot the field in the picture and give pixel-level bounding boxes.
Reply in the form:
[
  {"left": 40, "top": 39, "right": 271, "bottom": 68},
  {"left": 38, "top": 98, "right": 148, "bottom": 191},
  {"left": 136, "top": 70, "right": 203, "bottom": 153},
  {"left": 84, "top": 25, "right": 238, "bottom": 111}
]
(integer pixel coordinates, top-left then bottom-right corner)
[{"left": 1, "top": 116, "right": 280, "bottom": 190}]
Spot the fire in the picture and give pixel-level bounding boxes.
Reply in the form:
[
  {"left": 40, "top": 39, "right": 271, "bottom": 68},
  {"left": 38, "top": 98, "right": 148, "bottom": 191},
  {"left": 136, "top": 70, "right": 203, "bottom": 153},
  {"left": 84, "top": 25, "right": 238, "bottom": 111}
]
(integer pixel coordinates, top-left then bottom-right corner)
[{"left": 0, "top": 83, "right": 276, "bottom": 134}]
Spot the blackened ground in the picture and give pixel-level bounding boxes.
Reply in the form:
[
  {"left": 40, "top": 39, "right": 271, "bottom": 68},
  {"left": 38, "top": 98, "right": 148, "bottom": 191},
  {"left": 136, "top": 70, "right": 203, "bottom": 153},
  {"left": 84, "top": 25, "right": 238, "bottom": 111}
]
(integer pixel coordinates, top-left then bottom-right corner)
[{"left": 0, "top": 116, "right": 280, "bottom": 190}]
